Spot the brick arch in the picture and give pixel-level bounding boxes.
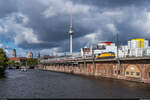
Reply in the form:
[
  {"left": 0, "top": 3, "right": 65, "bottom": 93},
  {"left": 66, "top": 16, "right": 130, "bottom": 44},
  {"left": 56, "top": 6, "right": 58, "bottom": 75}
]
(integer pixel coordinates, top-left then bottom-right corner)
[
  {"left": 124, "top": 64, "right": 142, "bottom": 72},
  {"left": 125, "top": 65, "right": 141, "bottom": 78}
]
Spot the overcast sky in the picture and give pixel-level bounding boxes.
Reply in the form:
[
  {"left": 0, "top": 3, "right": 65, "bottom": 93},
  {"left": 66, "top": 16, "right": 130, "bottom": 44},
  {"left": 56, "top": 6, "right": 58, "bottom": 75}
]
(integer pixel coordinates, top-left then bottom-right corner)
[{"left": 0, "top": 0, "right": 150, "bottom": 57}]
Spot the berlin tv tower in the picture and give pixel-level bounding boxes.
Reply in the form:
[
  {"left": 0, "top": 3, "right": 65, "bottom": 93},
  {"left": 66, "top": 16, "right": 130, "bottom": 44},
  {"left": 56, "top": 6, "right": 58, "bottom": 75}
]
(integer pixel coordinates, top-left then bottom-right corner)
[{"left": 69, "top": 8, "right": 73, "bottom": 56}]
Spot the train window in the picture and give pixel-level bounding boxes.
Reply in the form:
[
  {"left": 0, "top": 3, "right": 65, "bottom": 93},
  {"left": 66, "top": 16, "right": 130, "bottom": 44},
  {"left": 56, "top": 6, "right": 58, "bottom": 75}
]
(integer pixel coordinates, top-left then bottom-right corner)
[
  {"left": 126, "top": 72, "right": 129, "bottom": 75},
  {"left": 136, "top": 72, "right": 140, "bottom": 76},
  {"left": 118, "top": 70, "right": 120, "bottom": 75},
  {"left": 149, "top": 72, "right": 150, "bottom": 78}
]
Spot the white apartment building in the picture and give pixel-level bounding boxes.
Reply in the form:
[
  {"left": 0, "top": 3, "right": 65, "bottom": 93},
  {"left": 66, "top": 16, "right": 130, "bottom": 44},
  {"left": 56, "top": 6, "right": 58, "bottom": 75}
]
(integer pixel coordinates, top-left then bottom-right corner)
[
  {"left": 118, "top": 45, "right": 129, "bottom": 58},
  {"left": 80, "top": 42, "right": 117, "bottom": 57},
  {"left": 128, "top": 39, "right": 149, "bottom": 49},
  {"left": 119, "top": 38, "right": 150, "bottom": 57},
  {"left": 81, "top": 47, "right": 92, "bottom": 57},
  {"left": 81, "top": 38, "right": 150, "bottom": 58},
  {"left": 93, "top": 42, "right": 117, "bottom": 56},
  {"left": 128, "top": 38, "right": 149, "bottom": 57}
]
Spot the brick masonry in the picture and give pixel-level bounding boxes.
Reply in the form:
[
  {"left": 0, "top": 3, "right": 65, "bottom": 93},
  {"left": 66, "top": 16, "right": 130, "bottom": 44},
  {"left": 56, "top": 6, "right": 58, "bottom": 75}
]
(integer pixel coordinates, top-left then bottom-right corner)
[{"left": 37, "top": 58, "right": 150, "bottom": 83}]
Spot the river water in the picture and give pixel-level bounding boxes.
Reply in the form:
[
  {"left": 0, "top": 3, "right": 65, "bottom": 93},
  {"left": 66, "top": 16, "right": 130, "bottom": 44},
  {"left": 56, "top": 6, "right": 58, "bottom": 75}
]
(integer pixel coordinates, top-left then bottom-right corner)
[{"left": 0, "top": 69, "right": 150, "bottom": 99}]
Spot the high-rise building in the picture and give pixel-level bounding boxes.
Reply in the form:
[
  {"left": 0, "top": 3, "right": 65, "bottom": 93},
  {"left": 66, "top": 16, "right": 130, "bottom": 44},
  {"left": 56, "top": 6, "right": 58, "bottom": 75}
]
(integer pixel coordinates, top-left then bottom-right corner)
[
  {"left": 127, "top": 38, "right": 149, "bottom": 57},
  {"left": 128, "top": 38, "right": 148, "bottom": 49},
  {"left": 12, "top": 49, "right": 16, "bottom": 57},
  {"left": 29, "top": 52, "right": 33, "bottom": 58}
]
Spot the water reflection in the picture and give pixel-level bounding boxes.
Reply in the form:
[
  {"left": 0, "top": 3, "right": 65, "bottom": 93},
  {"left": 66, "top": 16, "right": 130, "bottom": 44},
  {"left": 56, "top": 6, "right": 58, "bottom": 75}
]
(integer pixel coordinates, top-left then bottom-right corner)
[
  {"left": 0, "top": 69, "right": 150, "bottom": 98},
  {"left": 0, "top": 72, "right": 6, "bottom": 79}
]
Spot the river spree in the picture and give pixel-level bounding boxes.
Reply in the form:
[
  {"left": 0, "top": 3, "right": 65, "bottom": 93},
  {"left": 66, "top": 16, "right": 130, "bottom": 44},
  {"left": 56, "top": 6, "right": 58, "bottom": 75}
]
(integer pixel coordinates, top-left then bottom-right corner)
[{"left": 0, "top": 69, "right": 150, "bottom": 99}]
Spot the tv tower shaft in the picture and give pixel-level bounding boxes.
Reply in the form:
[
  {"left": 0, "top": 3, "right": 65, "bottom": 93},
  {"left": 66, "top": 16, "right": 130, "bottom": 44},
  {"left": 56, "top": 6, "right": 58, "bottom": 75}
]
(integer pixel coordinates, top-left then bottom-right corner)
[{"left": 69, "top": 8, "right": 73, "bottom": 56}]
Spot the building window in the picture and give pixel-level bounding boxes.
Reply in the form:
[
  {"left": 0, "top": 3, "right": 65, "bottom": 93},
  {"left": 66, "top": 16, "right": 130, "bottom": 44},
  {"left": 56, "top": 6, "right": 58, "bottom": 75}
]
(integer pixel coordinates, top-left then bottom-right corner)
[
  {"left": 131, "top": 72, "right": 134, "bottom": 75},
  {"left": 149, "top": 72, "right": 150, "bottom": 78},
  {"left": 136, "top": 72, "right": 140, "bottom": 76},
  {"left": 126, "top": 72, "right": 129, "bottom": 75},
  {"left": 118, "top": 70, "right": 120, "bottom": 75},
  {"left": 80, "top": 70, "right": 82, "bottom": 72},
  {"left": 111, "top": 70, "right": 113, "bottom": 74},
  {"left": 114, "top": 70, "right": 117, "bottom": 74}
]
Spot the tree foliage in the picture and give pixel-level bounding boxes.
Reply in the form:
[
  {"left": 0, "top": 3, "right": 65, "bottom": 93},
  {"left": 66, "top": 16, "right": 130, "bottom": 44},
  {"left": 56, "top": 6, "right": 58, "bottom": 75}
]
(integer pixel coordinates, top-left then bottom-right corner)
[
  {"left": 27, "top": 58, "right": 38, "bottom": 67},
  {"left": 7, "top": 60, "right": 20, "bottom": 66},
  {"left": 15, "top": 62, "right": 20, "bottom": 66},
  {"left": 0, "top": 48, "right": 8, "bottom": 74}
]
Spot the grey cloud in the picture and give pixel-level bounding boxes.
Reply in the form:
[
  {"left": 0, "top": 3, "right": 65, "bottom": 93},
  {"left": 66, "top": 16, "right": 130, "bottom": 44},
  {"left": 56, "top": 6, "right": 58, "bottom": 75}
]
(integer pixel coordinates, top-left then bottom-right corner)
[
  {"left": 1, "top": 0, "right": 150, "bottom": 54},
  {"left": 0, "top": 0, "right": 18, "bottom": 18},
  {"left": 72, "top": 0, "right": 150, "bottom": 8}
]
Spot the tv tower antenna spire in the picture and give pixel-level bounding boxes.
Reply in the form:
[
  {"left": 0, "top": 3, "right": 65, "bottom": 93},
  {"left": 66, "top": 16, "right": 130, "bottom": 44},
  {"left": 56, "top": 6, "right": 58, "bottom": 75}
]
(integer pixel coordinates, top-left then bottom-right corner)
[
  {"left": 69, "top": 7, "right": 73, "bottom": 56},
  {"left": 70, "top": 7, "right": 72, "bottom": 28}
]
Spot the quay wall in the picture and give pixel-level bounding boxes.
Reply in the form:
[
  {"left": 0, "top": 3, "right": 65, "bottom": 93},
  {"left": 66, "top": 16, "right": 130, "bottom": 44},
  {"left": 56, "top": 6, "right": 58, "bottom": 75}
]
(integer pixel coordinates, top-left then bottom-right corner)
[{"left": 37, "top": 58, "right": 150, "bottom": 83}]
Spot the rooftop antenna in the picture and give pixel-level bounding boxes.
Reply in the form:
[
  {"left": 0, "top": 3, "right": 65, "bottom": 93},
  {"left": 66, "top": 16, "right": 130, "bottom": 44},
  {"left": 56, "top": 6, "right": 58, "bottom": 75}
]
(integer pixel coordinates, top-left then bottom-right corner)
[{"left": 69, "top": 7, "right": 73, "bottom": 56}]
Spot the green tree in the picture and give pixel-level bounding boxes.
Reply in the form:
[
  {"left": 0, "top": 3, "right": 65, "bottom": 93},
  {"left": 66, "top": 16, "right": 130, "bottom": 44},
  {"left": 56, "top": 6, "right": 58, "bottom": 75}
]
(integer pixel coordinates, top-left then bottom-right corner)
[
  {"left": 15, "top": 62, "right": 20, "bottom": 66},
  {"left": 0, "top": 48, "right": 8, "bottom": 74},
  {"left": 7, "top": 60, "right": 16, "bottom": 66},
  {"left": 27, "top": 58, "right": 38, "bottom": 68},
  {"left": 15, "top": 62, "right": 20, "bottom": 69},
  {"left": 7, "top": 60, "right": 21, "bottom": 69}
]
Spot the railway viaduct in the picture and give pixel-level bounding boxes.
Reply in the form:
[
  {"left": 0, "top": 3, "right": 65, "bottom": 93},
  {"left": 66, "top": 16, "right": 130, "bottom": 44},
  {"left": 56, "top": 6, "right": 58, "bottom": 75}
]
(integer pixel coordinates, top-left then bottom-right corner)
[{"left": 37, "top": 57, "right": 150, "bottom": 83}]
